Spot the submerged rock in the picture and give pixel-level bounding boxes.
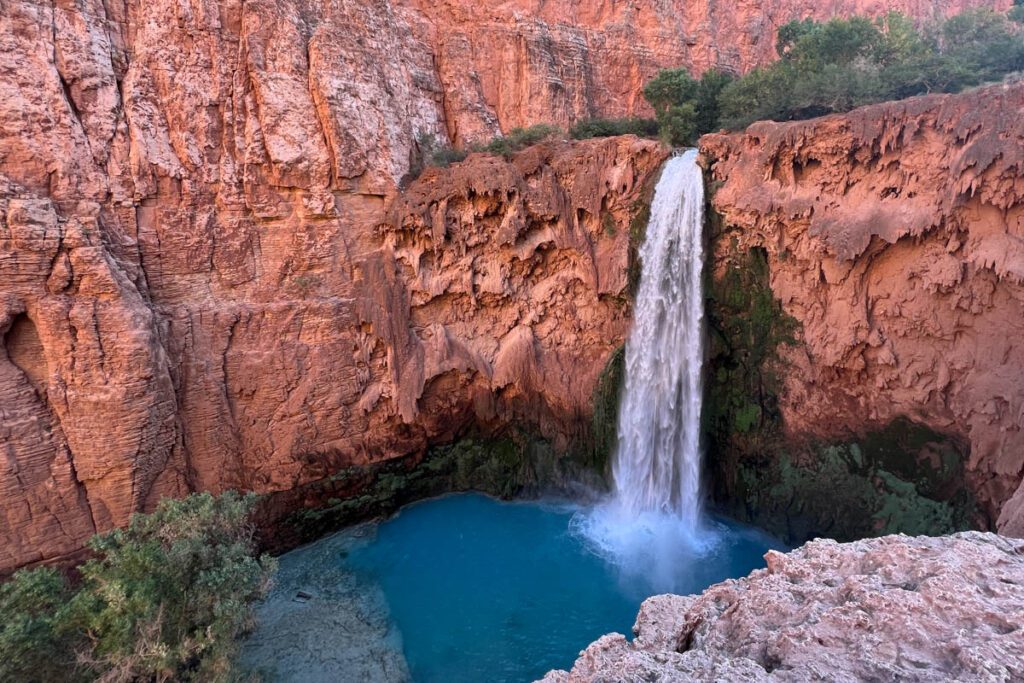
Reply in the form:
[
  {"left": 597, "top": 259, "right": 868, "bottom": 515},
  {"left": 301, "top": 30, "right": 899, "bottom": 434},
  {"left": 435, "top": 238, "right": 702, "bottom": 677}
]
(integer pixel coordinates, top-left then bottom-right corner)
[
  {"left": 239, "top": 527, "right": 411, "bottom": 683},
  {"left": 541, "top": 532, "right": 1024, "bottom": 682}
]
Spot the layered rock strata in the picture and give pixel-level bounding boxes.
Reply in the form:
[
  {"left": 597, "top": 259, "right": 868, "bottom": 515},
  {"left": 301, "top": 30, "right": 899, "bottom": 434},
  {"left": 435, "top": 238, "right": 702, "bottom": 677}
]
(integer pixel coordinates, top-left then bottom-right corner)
[
  {"left": 397, "top": 0, "right": 1009, "bottom": 141},
  {"left": 0, "top": 134, "right": 665, "bottom": 572},
  {"left": 543, "top": 532, "right": 1024, "bottom": 682},
  {"left": 700, "top": 81, "right": 1024, "bottom": 537}
]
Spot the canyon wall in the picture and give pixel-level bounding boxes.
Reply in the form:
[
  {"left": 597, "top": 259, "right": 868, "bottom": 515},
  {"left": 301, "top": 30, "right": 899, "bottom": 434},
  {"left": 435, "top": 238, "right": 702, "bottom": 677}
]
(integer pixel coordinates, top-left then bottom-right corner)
[
  {"left": 701, "top": 81, "right": 1024, "bottom": 539},
  {"left": 0, "top": 0, "right": 1010, "bottom": 570},
  {"left": 398, "top": 0, "right": 1010, "bottom": 141},
  {"left": 0, "top": 133, "right": 664, "bottom": 572}
]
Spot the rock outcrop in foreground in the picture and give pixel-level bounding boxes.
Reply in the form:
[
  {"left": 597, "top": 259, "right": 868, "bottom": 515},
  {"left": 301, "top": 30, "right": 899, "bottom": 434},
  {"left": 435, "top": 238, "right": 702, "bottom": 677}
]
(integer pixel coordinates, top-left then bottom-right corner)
[
  {"left": 701, "top": 81, "right": 1024, "bottom": 538},
  {"left": 543, "top": 532, "right": 1024, "bottom": 682}
]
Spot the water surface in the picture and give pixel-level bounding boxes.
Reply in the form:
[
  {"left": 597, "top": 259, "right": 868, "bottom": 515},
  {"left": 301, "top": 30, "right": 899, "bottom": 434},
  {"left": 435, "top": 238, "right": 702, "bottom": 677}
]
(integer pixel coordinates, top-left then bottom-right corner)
[{"left": 242, "top": 493, "right": 782, "bottom": 683}]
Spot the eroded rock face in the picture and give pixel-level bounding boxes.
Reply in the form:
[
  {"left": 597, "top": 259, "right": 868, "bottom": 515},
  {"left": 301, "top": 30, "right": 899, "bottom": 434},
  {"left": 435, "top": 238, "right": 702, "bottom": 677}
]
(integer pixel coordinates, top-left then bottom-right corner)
[
  {"left": 401, "top": 0, "right": 1009, "bottom": 142},
  {"left": 542, "top": 532, "right": 1024, "bottom": 682},
  {"left": 0, "top": 134, "right": 664, "bottom": 572},
  {"left": 700, "top": 82, "right": 1024, "bottom": 538},
  {"left": 0, "top": 0, "right": 1009, "bottom": 570}
]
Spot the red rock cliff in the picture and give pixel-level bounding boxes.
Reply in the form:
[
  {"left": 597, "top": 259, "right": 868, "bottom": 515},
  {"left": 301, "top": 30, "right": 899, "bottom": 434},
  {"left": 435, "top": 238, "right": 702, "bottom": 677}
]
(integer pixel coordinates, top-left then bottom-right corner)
[
  {"left": 0, "top": 134, "right": 665, "bottom": 572},
  {"left": 701, "top": 81, "right": 1024, "bottom": 536},
  {"left": 0, "top": 0, "right": 1009, "bottom": 571}
]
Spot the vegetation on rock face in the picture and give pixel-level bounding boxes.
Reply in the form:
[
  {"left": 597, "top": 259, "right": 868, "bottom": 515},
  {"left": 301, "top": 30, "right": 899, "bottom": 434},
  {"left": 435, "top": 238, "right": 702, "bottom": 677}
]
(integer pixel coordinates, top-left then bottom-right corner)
[
  {"left": 412, "top": 124, "right": 565, "bottom": 177},
  {"left": 590, "top": 345, "right": 625, "bottom": 471},
  {"left": 0, "top": 492, "right": 274, "bottom": 683},
  {"left": 728, "top": 424, "right": 982, "bottom": 543},
  {"left": 644, "top": 9, "right": 1024, "bottom": 140},
  {"left": 477, "top": 124, "right": 564, "bottom": 158},
  {"left": 703, "top": 208, "right": 982, "bottom": 543},
  {"left": 703, "top": 240, "right": 798, "bottom": 443},
  {"left": 281, "top": 433, "right": 609, "bottom": 546},
  {"left": 569, "top": 117, "right": 659, "bottom": 140}
]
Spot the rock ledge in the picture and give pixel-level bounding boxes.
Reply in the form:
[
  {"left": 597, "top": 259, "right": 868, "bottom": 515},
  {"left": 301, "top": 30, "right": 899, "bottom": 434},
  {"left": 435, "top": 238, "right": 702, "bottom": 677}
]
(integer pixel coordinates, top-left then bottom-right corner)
[{"left": 542, "top": 532, "right": 1024, "bottom": 682}]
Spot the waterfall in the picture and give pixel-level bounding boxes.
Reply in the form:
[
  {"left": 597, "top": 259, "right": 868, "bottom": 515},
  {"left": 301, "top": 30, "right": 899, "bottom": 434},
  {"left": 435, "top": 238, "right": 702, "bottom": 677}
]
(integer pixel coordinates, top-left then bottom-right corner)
[
  {"left": 572, "top": 150, "right": 711, "bottom": 592},
  {"left": 612, "top": 149, "right": 706, "bottom": 532}
]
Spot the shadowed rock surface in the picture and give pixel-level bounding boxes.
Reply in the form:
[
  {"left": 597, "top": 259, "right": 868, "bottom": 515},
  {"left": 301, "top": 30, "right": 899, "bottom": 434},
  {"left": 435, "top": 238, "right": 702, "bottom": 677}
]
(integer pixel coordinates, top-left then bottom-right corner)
[
  {"left": 542, "top": 531, "right": 1024, "bottom": 682},
  {"left": 701, "top": 82, "right": 1024, "bottom": 538}
]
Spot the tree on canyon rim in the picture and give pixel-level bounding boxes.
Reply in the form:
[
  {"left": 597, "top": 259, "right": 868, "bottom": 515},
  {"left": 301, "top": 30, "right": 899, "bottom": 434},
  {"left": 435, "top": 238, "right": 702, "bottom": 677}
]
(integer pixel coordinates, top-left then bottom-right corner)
[
  {"left": 715, "top": 9, "right": 1024, "bottom": 129},
  {"left": 642, "top": 68, "right": 734, "bottom": 145}
]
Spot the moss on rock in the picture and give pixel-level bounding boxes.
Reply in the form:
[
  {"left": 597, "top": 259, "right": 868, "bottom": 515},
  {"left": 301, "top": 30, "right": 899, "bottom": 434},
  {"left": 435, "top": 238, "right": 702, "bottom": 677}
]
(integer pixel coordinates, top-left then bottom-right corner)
[
  {"left": 703, "top": 200, "right": 981, "bottom": 544},
  {"left": 724, "top": 427, "right": 981, "bottom": 543},
  {"left": 590, "top": 345, "right": 625, "bottom": 475},
  {"left": 269, "top": 430, "right": 608, "bottom": 549}
]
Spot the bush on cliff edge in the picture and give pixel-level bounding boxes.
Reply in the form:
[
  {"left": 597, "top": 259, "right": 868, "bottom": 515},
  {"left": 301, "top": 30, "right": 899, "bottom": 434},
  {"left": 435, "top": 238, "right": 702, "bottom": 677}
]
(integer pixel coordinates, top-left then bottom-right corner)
[
  {"left": 0, "top": 492, "right": 275, "bottom": 683},
  {"left": 643, "top": 8, "right": 1024, "bottom": 138}
]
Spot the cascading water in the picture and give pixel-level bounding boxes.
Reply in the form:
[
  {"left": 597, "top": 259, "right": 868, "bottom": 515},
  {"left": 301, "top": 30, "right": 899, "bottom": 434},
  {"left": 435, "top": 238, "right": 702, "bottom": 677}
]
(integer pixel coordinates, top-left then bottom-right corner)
[
  {"left": 573, "top": 150, "right": 713, "bottom": 592},
  {"left": 242, "top": 154, "right": 786, "bottom": 678},
  {"left": 243, "top": 495, "right": 783, "bottom": 683},
  {"left": 613, "top": 149, "right": 706, "bottom": 530}
]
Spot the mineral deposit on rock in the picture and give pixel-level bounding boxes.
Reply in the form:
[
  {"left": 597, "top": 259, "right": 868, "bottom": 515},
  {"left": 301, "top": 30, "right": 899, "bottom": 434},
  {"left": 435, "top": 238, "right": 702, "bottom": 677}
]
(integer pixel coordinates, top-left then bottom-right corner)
[
  {"left": 542, "top": 532, "right": 1024, "bottom": 682},
  {"left": 701, "top": 81, "right": 1024, "bottom": 535}
]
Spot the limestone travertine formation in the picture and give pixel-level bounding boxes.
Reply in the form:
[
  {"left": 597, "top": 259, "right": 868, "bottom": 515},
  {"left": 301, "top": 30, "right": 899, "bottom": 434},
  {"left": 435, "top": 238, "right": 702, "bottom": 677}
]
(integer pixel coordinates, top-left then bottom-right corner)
[
  {"left": 700, "top": 81, "right": 1024, "bottom": 537},
  {"left": 542, "top": 532, "right": 1024, "bottom": 682}
]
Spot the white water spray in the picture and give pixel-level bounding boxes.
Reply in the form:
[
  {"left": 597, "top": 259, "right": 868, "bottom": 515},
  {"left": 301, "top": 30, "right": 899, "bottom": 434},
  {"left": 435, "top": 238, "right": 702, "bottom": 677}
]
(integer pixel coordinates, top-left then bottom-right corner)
[{"left": 573, "top": 150, "right": 712, "bottom": 592}]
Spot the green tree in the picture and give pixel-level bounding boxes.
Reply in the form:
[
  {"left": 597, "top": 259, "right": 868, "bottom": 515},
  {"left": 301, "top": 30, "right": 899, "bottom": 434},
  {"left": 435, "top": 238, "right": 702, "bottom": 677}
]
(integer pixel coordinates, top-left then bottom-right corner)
[
  {"left": 872, "top": 12, "right": 930, "bottom": 67},
  {"left": 717, "top": 9, "right": 1024, "bottom": 130},
  {"left": 643, "top": 68, "right": 699, "bottom": 145},
  {"left": 643, "top": 67, "right": 734, "bottom": 144},
  {"left": 937, "top": 10, "right": 1024, "bottom": 88},
  {"left": 694, "top": 70, "right": 735, "bottom": 135},
  {"left": 642, "top": 68, "right": 699, "bottom": 118},
  {"left": 789, "top": 16, "right": 881, "bottom": 66}
]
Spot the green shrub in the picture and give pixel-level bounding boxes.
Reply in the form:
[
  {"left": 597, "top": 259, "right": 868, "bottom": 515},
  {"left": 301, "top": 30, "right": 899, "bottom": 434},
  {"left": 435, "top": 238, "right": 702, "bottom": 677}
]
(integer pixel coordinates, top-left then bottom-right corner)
[
  {"left": 0, "top": 568, "right": 78, "bottom": 682},
  {"left": 431, "top": 146, "right": 469, "bottom": 167},
  {"left": 480, "top": 124, "right": 563, "bottom": 157},
  {"left": 0, "top": 492, "right": 275, "bottom": 683},
  {"left": 410, "top": 125, "right": 563, "bottom": 178},
  {"left": 411, "top": 132, "right": 467, "bottom": 176},
  {"left": 1012, "top": 0, "right": 1024, "bottom": 24},
  {"left": 716, "top": 9, "right": 1024, "bottom": 130},
  {"left": 570, "top": 117, "right": 659, "bottom": 139}
]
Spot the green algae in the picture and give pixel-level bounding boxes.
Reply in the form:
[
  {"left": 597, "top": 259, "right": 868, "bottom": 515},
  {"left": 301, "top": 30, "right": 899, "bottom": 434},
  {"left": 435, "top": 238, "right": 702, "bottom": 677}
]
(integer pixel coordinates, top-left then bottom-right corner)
[
  {"left": 725, "top": 430, "right": 980, "bottom": 543},
  {"left": 590, "top": 345, "right": 625, "bottom": 475},
  {"left": 274, "top": 432, "right": 609, "bottom": 547}
]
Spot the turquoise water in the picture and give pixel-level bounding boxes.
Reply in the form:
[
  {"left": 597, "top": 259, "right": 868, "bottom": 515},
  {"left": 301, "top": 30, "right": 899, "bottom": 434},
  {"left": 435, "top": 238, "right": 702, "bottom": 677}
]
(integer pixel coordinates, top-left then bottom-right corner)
[{"left": 340, "top": 494, "right": 782, "bottom": 683}]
